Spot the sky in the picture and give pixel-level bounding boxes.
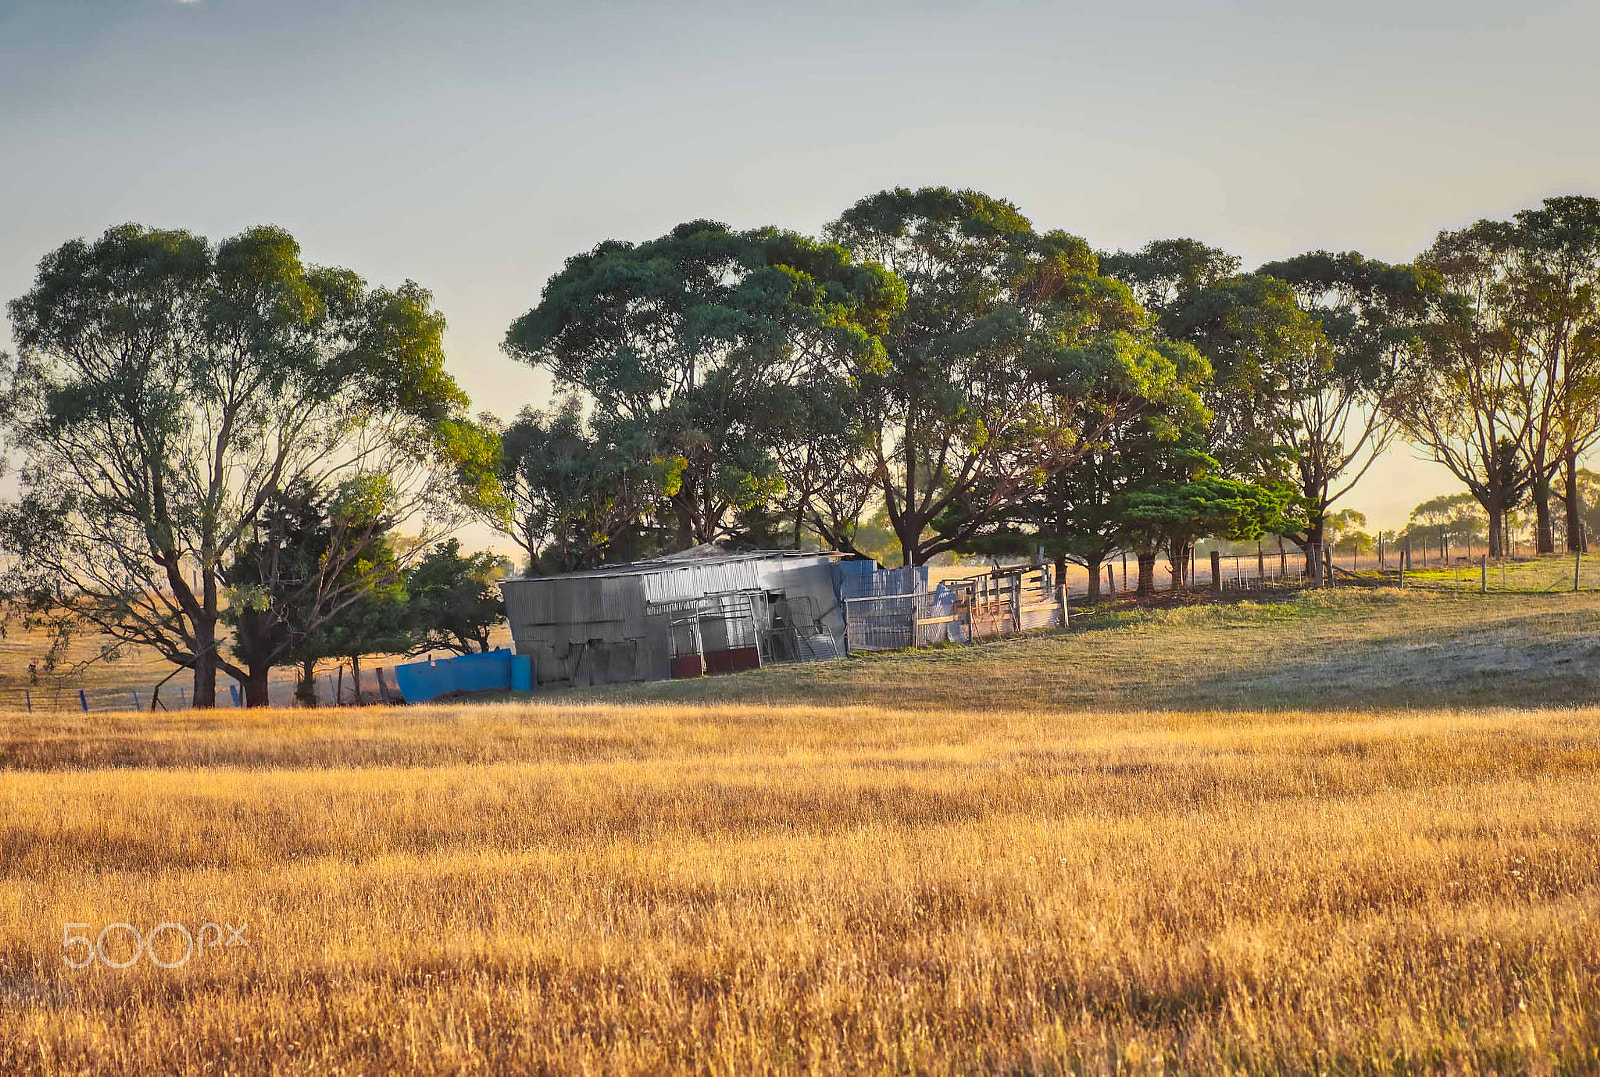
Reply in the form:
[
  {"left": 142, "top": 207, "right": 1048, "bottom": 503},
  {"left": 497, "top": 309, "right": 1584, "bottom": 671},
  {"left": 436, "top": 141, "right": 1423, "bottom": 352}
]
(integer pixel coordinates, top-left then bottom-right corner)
[{"left": 3, "top": 0, "right": 1598, "bottom": 547}]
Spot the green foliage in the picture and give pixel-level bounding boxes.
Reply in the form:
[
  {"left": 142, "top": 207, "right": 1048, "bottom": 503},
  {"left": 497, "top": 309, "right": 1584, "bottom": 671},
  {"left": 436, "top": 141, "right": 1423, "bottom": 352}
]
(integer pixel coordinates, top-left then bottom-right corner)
[
  {"left": 495, "top": 398, "right": 666, "bottom": 573},
  {"left": 404, "top": 539, "right": 505, "bottom": 656},
  {"left": 504, "top": 220, "right": 903, "bottom": 548},
  {"left": 1113, "top": 434, "right": 1303, "bottom": 584},
  {"left": 826, "top": 187, "right": 1182, "bottom": 565},
  {"left": 1099, "top": 238, "right": 1240, "bottom": 315}
]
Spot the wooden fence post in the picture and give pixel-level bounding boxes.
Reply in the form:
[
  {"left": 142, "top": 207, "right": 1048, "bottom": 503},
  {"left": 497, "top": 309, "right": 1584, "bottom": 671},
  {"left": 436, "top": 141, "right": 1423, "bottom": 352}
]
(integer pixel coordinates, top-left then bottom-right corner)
[
  {"left": 1058, "top": 582, "right": 1069, "bottom": 627},
  {"left": 1480, "top": 554, "right": 1487, "bottom": 594},
  {"left": 1576, "top": 549, "right": 1582, "bottom": 592},
  {"left": 24, "top": 689, "right": 32, "bottom": 713},
  {"left": 129, "top": 689, "right": 140, "bottom": 712},
  {"left": 1210, "top": 550, "right": 1222, "bottom": 596},
  {"left": 78, "top": 689, "right": 88, "bottom": 713}
]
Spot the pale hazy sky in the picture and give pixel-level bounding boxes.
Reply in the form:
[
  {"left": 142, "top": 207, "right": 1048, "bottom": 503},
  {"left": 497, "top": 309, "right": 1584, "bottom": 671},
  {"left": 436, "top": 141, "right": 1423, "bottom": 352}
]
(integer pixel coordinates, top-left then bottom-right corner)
[{"left": 3, "top": 0, "right": 1598, "bottom": 540}]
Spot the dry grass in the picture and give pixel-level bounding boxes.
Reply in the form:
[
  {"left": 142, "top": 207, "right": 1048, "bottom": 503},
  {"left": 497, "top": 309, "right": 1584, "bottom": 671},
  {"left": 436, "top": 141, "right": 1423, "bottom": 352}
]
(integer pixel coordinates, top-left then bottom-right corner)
[{"left": 2, "top": 693, "right": 1599, "bottom": 1074}]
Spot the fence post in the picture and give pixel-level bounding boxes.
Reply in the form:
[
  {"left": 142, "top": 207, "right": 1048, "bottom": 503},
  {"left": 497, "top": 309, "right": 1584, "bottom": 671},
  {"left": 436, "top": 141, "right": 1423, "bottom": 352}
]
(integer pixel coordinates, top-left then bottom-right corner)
[
  {"left": 1399, "top": 537, "right": 1407, "bottom": 588},
  {"left": 230, "top": 684, "right": 241, "bottom": 706},
  {"left": 78, "top": 689, "right": 88, "bottom": 713},
  {"left": 129, "top": 689, "right": 140, "bottom": 712},
  {"left": 24, "top": 689, "right": 32, "bottom": 713},
  {"left": 1210, "top": 550, "right": 1222, "bottom": 596},
  {"left": 376, "top": 667, "right": 394, "bottom": 703},
  {"left": 1324, "top": 545, "right": 1334, "bottom": 588},
  {"left": 1576, "top": 549, "right": 1583, "bottom": 592},
  {"left": 1058, "top": 582, "right": 1069, "bottom": 627},
  {"left": 1480, "top": 554, "right": 1487, "bottom": 594}
]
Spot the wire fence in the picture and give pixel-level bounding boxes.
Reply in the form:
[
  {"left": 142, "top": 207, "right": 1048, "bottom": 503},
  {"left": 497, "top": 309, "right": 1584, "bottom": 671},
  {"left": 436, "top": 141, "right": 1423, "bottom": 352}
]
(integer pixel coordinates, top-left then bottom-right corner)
[
  {"left": 4, "top": 663, "right": 402, "bottom": 714},
  {"left": 1386, "top": 550, "right": 1600, "bottom": 594},
  {"left": 845, "top": 565, "right": 1067, "bottom": 653}
]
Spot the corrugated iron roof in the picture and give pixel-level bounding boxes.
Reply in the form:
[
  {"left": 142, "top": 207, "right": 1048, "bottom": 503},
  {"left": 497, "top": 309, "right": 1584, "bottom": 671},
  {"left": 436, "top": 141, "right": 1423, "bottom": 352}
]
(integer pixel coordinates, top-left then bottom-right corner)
[{"left": 502, "top": 546, "right": 854, "bottom": 585}]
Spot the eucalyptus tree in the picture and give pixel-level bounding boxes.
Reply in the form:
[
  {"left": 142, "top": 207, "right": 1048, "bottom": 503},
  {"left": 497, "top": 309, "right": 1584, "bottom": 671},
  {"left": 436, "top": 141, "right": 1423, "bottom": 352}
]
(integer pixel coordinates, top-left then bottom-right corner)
[
  {"left": 504, "top": 221, "right": 903, "bottom": 550},
  {"left": 1114, "top": 266, "right": 1323, "bottom": 575},
  {"left": 1255, "top": 251, "right": 1435, "bottom": 565},
  {"left": 0, "top": 224, "right": 497, "bottom": 706},
  {"left": 1507, "top": 196, "right": 1600, "bottom": 552},
  {"left": 942, "top": 338, "right": 1211, "bottom": 601},
  {"left": 1388, "top": 222, "right": 1535, "bottom": 556},
  {"left": 825, "top": 187, "right": 1172, "bottom": 566},
  {"left": 1099, "top": 238, "right": 1240, "bottom": 315}
]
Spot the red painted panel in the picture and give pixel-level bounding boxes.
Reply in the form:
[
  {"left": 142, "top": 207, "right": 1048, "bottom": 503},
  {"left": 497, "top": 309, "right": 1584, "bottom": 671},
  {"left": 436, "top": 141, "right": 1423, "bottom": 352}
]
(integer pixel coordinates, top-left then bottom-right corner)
[{"left": 703, "top": 646, "right": 760, "bottom": 675}]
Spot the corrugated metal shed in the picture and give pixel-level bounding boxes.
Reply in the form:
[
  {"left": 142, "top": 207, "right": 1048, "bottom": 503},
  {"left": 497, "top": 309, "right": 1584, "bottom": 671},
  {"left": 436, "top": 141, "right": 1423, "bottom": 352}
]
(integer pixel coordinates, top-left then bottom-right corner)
[{"left": 499, "top": 548, "right": 852, "bottom": 688}]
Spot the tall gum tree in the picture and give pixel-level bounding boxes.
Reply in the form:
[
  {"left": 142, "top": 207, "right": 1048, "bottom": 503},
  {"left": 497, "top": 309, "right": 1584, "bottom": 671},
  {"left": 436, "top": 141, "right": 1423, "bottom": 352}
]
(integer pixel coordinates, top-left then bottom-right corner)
[
  {"left": 1131, "top": 268, "right": 1325, "bottom": 576},
  {"left": 0, "top": 224, "right": 496, "bottom": 707},
  {"left": 1389, "top": 223, "right": 1531, "bottom": 556},
  {"left": 1255, "top": 251, "right": 1435, "bottom": 570},
  {"left": 1507, "top": 196, "right": 1600, "bottom": 552},
  {"left": 826, "top": 187, "right": 1169, "bottom": 566}
]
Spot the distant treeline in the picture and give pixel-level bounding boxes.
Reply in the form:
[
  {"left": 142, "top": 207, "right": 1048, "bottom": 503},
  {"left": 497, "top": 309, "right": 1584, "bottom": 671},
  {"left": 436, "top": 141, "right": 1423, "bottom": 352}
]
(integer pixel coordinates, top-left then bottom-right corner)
[{"left": 2, "top": 188, "right": 1598, "bottom": 705}]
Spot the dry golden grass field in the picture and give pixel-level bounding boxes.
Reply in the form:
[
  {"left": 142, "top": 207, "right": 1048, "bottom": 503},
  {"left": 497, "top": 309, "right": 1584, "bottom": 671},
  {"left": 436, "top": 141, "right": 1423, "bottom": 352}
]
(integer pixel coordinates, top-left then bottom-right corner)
[{"left": 2, "top": 587, "right": 1599, "bottom": 1074}]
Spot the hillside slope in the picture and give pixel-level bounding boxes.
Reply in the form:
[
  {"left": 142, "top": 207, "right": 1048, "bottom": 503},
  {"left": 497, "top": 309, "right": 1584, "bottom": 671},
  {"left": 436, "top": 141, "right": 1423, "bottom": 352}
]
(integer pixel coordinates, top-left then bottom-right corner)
[{"left": 549, "top": 588, "right": 1600, "bottom": 712}]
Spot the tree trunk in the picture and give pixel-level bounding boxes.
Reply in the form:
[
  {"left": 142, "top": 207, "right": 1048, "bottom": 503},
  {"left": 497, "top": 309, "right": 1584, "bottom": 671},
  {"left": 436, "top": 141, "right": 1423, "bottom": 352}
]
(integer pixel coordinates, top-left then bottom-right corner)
[
  {"left": 897, "top": 515, "right": 919, "bottom": 566},
  {"left": 192, "top": 620, "right": 219, "bottom": 709},
  {"left": 295, "top": 660, "right": 318, "bottom": 707},
  {"left": 1084, "top": 554, "right": 1101, "bottom": 604},
  {"left": 1533, "top": 478, "right": 1555, "bottom": 554},
  {"left": 1136, "top": 552, "right": 1156, "bottom": 599},
  {"left": 1487, "top": 506, "right": 1504, "bottom": 558},
  {"left": 673, "top": 500, "right": 694, "bottom": 552},
  {"left": 1565, "top": 447, "right": 1585, "bottom": 553},
  {"left": 243, "top": 666, "right": 271, "bottom": 708}
]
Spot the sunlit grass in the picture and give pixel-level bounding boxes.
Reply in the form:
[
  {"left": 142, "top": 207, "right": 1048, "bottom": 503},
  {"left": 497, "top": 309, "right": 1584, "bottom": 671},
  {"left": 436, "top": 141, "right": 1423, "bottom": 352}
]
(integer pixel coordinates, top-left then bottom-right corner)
[{"left": 2, "top": 695, "right": 1598, "bottom": 1073}]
